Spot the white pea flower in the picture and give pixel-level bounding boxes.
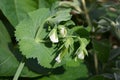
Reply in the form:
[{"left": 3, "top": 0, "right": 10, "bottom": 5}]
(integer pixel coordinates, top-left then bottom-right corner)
[
  {"left": 78, "top": 51, "right": 85, "bottom": 60},
  {"left": 49, "top": 28, "right": 59, "bottom": 43},
  {"left": 55, "top": 54, "right": 61, "bottom": 63},
  {"left": 60, "top": 27, "right": 67, "bottom": 37},
  {"left": 75, "top": 47, "right": 85, "bottom": 60},
  {"left": 58, "top": 25, "right": 67, "bottom": 37}
]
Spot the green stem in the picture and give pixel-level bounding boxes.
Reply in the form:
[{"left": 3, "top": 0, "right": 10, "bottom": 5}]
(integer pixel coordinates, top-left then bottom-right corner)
[
  {"left": 13, "top": 62, "right": 25, "bottom": 80},
  {"left": 81, "top": 0, "right": 92, "bottom": 27},
  {"left": 82, "top": 0, "right": 99, "bottom": 74},
  {"left": 94, "top": 53, "right": 98, "bottom": 74}
]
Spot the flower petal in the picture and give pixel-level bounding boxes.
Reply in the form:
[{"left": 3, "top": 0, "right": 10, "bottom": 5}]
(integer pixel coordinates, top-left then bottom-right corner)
[
  {"left": 49, "top": 29, "right": 59, "bottom": 43},
  {"left": 58, "top": 25, "right": 67, "bottom": 37},
  {"left": 55, "top": 54, "right": 61, "bottom": 63},
  {"left": 78, "top": 51, "right": 85, "bottom": 59}
]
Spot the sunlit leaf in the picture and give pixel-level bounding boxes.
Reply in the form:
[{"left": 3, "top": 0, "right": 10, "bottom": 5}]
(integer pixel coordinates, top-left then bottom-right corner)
[
  {"left": 15, "top": 8, "right": 63, "bottom": 68},
  {"left": 0, "top": 21, "right": 39, "bottom": 77},
  {"left": 38, "top": 0, "right": 58, "bottom": 8},
  {"left": 40, "top": 62, "right": 88, "bottom": 80},
  {"left": 0, "top": 0, "right": 37, "bottom": 27}
]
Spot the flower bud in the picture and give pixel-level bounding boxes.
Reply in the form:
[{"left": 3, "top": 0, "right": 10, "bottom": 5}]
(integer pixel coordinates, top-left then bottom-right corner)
[
  {"left": 78, "top": 51, "right": 85, "bottom": 60},
  {"left": 64, "top": 37, "right": 73, "bottom": 48},
  {"left": 49, "top": 28, "right": 59, "bottom": 43},
  {"left": 55, "top": 54, "right": 61, "bottom": 63},
  {"left": 58, "top": 25, "right": 67, "bottom": 37}
]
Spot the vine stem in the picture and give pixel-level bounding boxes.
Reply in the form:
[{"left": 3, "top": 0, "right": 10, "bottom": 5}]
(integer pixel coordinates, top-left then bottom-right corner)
[
  {"left": 81, "top": 0, "right": 92, "bottom": 27},
  {"left": 82, "top": 0, "right": 98, "bottom": 74},
  {"left": 94, "top": 53, "right": 98, "bottom": 74},
  {"left": 13, "top": 62, "right": 25, "bottom": 80}
]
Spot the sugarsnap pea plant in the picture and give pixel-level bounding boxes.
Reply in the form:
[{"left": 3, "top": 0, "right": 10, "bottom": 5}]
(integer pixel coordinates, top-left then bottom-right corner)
[
  {"left": 15, "top": 4, "right": 89, "bottom": 68},
  {"left": 14, "top": 0, "right": 90, "bottom": 79},
  {"left": 6, "top": 0, "right": 90, "bottom": 79},
  {"left": 1, "top": 0, "right": 120, "bottom": 80}
]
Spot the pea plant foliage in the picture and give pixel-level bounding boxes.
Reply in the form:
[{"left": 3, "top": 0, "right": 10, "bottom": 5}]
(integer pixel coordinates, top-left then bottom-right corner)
[
  {"left": 15, "top": 6, "right": 89, "bottom": 68},
  {"left": 1, "top": 0, "right": 120, "bottom": 80}
]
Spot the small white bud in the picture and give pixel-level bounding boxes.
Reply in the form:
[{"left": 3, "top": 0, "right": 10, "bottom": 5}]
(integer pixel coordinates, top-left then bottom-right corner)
[
  {"left": 55, "top": 54, "right": 61, "bottom": 63},
  {"left": 78, "top": 51, "right": 85, "bottom": 60},
  {"left": 60, "top": 27, "right": 67, "bottom": 37},
  {"left": 49, "top": 29, "right": 59, "bottom": 43},
  {"left": 58, "top": 25, "right": 67, "bottom": 37}
]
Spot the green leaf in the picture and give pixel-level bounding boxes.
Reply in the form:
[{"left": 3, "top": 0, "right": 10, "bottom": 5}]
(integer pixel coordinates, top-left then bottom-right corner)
[
  {"left": 89, "top": 75, "right": 110, "bottom": 80},
  {"left": 92, "top": 39, "right": 111, "bottom": 63},
  {"left": 109, "top": 47, "right": 120, "bottom": 60},
  {"left": 0, "top": 21, "right": 39, "bottom": 77},
  {"left": 65, "top": 58, "right": 80, "bottom": 67},
  {"left": 0, "top": 21, "right": 11, "bottom": 43},
  {"left": 72, "top": 26, "right": 90, "bottom": 38},
  {"left": 0, "top": 0, "right": 37, "bottom": 27},
  {"left": 40, "top": 62, "right": 88, "bottom": 80},
  {"left": 15, "top": 8, "right": 62, "bottom": 68},
  {"left": 47, "top": 9, "right": 72, "bottom": 24},
  {"left": 114, "top": 16, "right": 120, "bottom": 40},
  {"left": 38, "top": 0, "right": 57, "bottom": 8},
  {"left": 64, "top": 20, "right": 75, "bottom": 27},
  {"left": 114, "top": 73, "right": 120, "bottom": 80},
  {"left": 59, "top": 0, "right": 82, "bottom": 13}
]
